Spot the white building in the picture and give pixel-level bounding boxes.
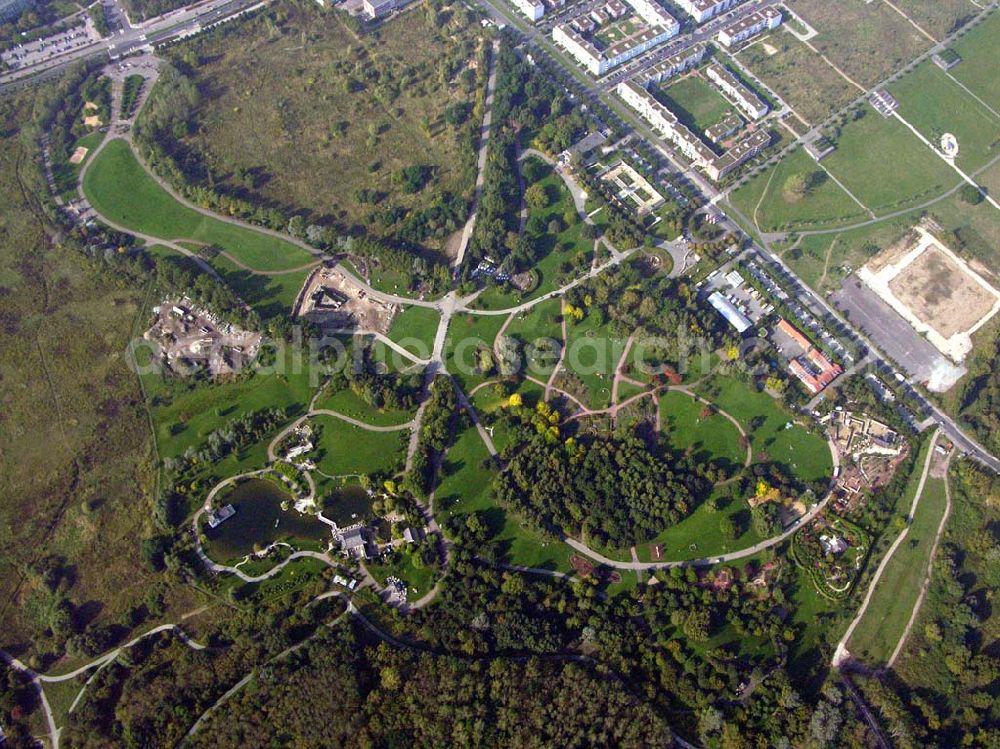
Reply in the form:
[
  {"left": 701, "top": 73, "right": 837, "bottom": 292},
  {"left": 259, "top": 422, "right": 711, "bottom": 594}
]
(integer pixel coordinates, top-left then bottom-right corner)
[
  {"left": 511, "top": 0, "right": 545, "bottom": 22},
  {"left": 625, "top": 0, "right": 679, "bottom": 33},
  {"left": 674, "top": 0, "right": 739, "bottom": 23},
  {"left": 643, "top": 42, "right": 707, "bottom": 84},
  {"left": 617, "top": 79, "right": 771, "bottom": 181},
  {"left": 705, "top": 63, "right": 768, "bottom": 119},
  {"left": 717, "top": 7, "right": 782, "bottom": 47},
  {"left": 553, "top": 22, "right": 674, "bottom": 76}
]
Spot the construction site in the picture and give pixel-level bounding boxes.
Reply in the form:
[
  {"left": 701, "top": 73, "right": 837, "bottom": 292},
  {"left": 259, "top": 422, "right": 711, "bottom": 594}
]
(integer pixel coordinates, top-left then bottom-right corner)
[
  {"left": 144, "top": 299, "right": 262, "bottom": 376},
  {"left": 295, "top": 265, "right": 399, "bottom": 334}
]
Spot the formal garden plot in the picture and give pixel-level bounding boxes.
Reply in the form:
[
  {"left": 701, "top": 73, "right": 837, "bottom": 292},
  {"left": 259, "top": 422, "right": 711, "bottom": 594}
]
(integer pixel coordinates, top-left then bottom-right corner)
[
  {"left": 728, "top": 147, "right": 868, "bottom": 233},
  {"left": 84, "top": 140, "right": 316, "bottom": 272}
]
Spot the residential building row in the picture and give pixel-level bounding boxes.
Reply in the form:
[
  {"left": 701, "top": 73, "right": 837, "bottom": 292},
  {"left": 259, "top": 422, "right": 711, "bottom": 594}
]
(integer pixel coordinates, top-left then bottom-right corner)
[
  {"left": 617, "top": 79, "right": 771, "bottom": 180},
  {"left": 510, "top": 0, "right": 564, "bottom": 22},
  {"left": 705, "top": 62, "right": 768, "bottom": 119},
  {"left": 552, "top": 0, "right": 679, "bottom": 76},
  {"left": 642, "top": 41, "right": 707, "bottom": 84},
  {"left": 716, "top": 6, "right": 782, "bottom": 47},
  {"left": 674, "top": 0, "right": 740, "bottom": 23}
]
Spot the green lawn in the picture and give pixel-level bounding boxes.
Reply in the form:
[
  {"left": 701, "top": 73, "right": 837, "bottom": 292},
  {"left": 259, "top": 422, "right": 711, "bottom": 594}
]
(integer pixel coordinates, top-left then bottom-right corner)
[
  {"left": 695, "top": 376, "right": 832, "bottom": 485},
  {"left": 889, "top": 60, "right": 1000, "bottom": 172},
  {"left": 56, "top": 129, "right": 106, "bottom": 201},
  {"left": 728, "top": 147, "right": 868, "bottom": 232},
  {"left": 313, "top": 386, "right": 416, "bottom": 427},
  {"left": 147, "top": 348, "right": 322, "bottom": 461},
  {"left": 847, "top": 474, "right": 948, "bottom": 665},
  {"left": 504, "top": 299, "right": 564, "bottom": 378},
  {"left": 637, "top": 484, "right": 764, "bottom": 562},
  {"left": 208, "top": 254, "right": 312, "bottom": 319},
  {"left": 84, "top": 139, "right": 316, "bottom": 272},
  {"left": 658, "top": 390, "right": 746, "bottom": 472},
  {"left": 444, "top": 312, "right": 510, "bottom": 391},
  {"left": 658, "top": 74, "right": 734, "bottom": 135},
  {"left": 312, "top": 416, "right": 408, "bottom": 476},
  {"left": 387, "top": 305, "right": 440, "bottom": 359},
  {"left": 435, "top": 424, "right": 574, "bottom": 572},
  {"left": 951, "top": 11, "right": 1000, "bottom": 112},
  {"left": 560, "top": 312, "right": 627, "bottom": 410},
  {"left": 821, "top": 107, "right": 958, "bottom": 212}
]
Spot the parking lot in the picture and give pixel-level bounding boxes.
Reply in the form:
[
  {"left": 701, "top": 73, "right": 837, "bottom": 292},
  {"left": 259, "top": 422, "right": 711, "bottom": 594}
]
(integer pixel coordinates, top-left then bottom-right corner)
[
  {"left": 1, "top": 19, "right": 100, "bottom": 71},
  {"left": 831, "top": 278, "right": 965, "bottom": 393}
]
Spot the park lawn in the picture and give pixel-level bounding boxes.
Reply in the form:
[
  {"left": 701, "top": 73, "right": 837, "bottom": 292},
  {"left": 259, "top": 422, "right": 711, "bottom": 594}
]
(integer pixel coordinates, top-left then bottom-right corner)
[
  {"left": 84, "top": 139, "right": 316, "bottom": 272},
  {"left": 736, "top": 32, "right": 858, "bottom": 125},
  {"left": 637, "top": 485, "right": 764, "bottom": 562},
  {"left": 615, "top": 379, "right": 650, "bottom": 403},
  {"left": 444, "top": 312, "right": 509, "bottom": 391},
  {"left": 728, "top": 147, "right": 868, "bottom": 232},
  {"left": 658, "top": 391, "right": 746, "bottom": 470},
  {"left": 560, "top": 313, "right": 628, "bottom": 410},
  {"left": 889, "top": 60, "right": 1000, "bottom": 172},
  {"left": 847, "top": 475, "right": 948, "bottom": 665},
  {"left": 505, "top": 300, "right": 564, "bottom": 379},
  {"left": 312, "top": 416, "right": 408, "bottom": 477},
  {"left": 821, "top": 107, "right": 958, "bottom": 212},
  {"left": 951, "top": 11, "right": 1000, "bottom": 112},
  {"left": 55, "top": 128, "right": 106, "bottom": 201},
  {"left": 695, "top": 375, "right": 832, "bottom": 484},
  {"left": 209, "top": 253, "right": 312, "bottom": 319},
  {"left": 435, "top": 423, "right": 574, "bottom": 572},
  {"left": 149, "top": 349, "right": 322, "bottom": 460},
  {"left": 366, "top": 549, "right": 438, "bottom": 600},
  {"left": 313, "top": 386, "right": 416, "bottom": 427},
  {"left": 387, "top": 305, "right": 440, "bottom": 360},
  {"left": 658, "top": 74, "right": 734, "bottom": 134}
]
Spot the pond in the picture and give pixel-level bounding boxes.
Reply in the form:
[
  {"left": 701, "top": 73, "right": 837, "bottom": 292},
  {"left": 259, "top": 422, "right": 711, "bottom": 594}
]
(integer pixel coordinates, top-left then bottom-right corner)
[
  {"left": 203, "top": 478, "right": 329, "bottom": 560},
  {"left": 322, "top": 483, "right": 374, "bottom": 526}
]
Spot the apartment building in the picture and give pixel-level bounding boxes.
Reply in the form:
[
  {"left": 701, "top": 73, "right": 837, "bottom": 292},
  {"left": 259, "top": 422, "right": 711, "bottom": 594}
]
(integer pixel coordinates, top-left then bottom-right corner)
[
  {"left": 717, "top": 6, "right": 782, "bottom": 47},
  {"left": 674, "top": 0, "right": 740, "bottom": 23},
  {"left": 705, "top": 62, "right": 768, "bottom": 119},
  {"left": 511, "top": 0, "right": 546, "bottom": 21},
  {"left": 643, "top": 42, "right": 707, "bottom": 84}
]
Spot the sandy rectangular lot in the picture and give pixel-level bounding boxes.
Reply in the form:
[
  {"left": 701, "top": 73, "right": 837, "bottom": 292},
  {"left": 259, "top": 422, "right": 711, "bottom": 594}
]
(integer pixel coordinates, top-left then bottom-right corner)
[{"left": 888, "top": 246, "right": 996, "bottom": 338}]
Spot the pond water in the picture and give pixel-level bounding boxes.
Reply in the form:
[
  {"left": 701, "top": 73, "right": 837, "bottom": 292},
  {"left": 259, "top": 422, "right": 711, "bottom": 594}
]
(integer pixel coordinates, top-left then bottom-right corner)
[
  {"left": 203, "top": 479, "right": 329, "bottom": 560},
  {"left": 322, "top": 483, "right": 373, "bottom": 526}
]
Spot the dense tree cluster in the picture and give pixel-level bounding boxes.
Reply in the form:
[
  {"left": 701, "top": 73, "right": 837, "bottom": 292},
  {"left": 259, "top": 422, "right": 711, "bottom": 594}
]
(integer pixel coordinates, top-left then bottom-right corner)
[
  {"left": 494, "top": 430, "right": 706, "bottom": 546},
  {"left": 404, "top": 376, "right": 460, "bottom": 497},
  {"left": 325, "top": 341, "right": 423, "bottom": 413},
  {"left": 467, "top": 43, "right": 586, "bottom": 270}
]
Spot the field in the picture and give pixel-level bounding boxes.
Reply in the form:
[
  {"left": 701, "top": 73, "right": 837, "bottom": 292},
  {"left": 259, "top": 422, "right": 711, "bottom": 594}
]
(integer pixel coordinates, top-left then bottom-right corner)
[
  {"left": 387, "top": 305, "right": 440, "bottom": 359},
  {"left": 728, "top": 147, "right": 867, "bottom": 232},
  {"left": 889, "top": 60, "right": 1000, "bottom": 172},
  {"left": 166, "top": 3, "right": 482, "bottom": 251},
  {"left": 820, "top": 106, "right": 958, "bottom": 212},
  {"left": 696, "top": 375, "right": 832, "bottom": 485},
  {"left": 84, "top": 140, "right": 317, "bottom": 272},
  {"left": 314, "top": 385, "right": 417, "bottom": 427},
  {"left": 657, "top": 74, "right": 734, "bottom": 136},
  {"left": 0, "top": 93, "right": 199, "bottom": 657},
  {"left": 890, "top": 0, "right": 978, "bottom": 39},
  {"left": 846, "top": 474, "right": 948, "bottom": 664},
  {"left": 658, "top": 391, "right": 746, "bottom": 472},
  {"left": 737, "top": 32, "right": 858, "bottom": 125},
  {"left": 434, "top": 424, "right": 574, "bottom": 572},
  {"left": 312, "top": 417, "right": 408, "bottom": 477},
  {"left": 950, "top": 11, "right": 1000, "bottom": 111},
  {"left": 788, "top": 0, "right": 933, "bottom": 88}
]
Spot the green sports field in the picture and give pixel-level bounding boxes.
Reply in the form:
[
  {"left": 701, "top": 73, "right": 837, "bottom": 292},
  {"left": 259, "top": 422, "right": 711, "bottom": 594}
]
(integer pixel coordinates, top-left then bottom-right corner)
[{"left": 84, "top": 139, "right": 316, "bottom": 272}]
